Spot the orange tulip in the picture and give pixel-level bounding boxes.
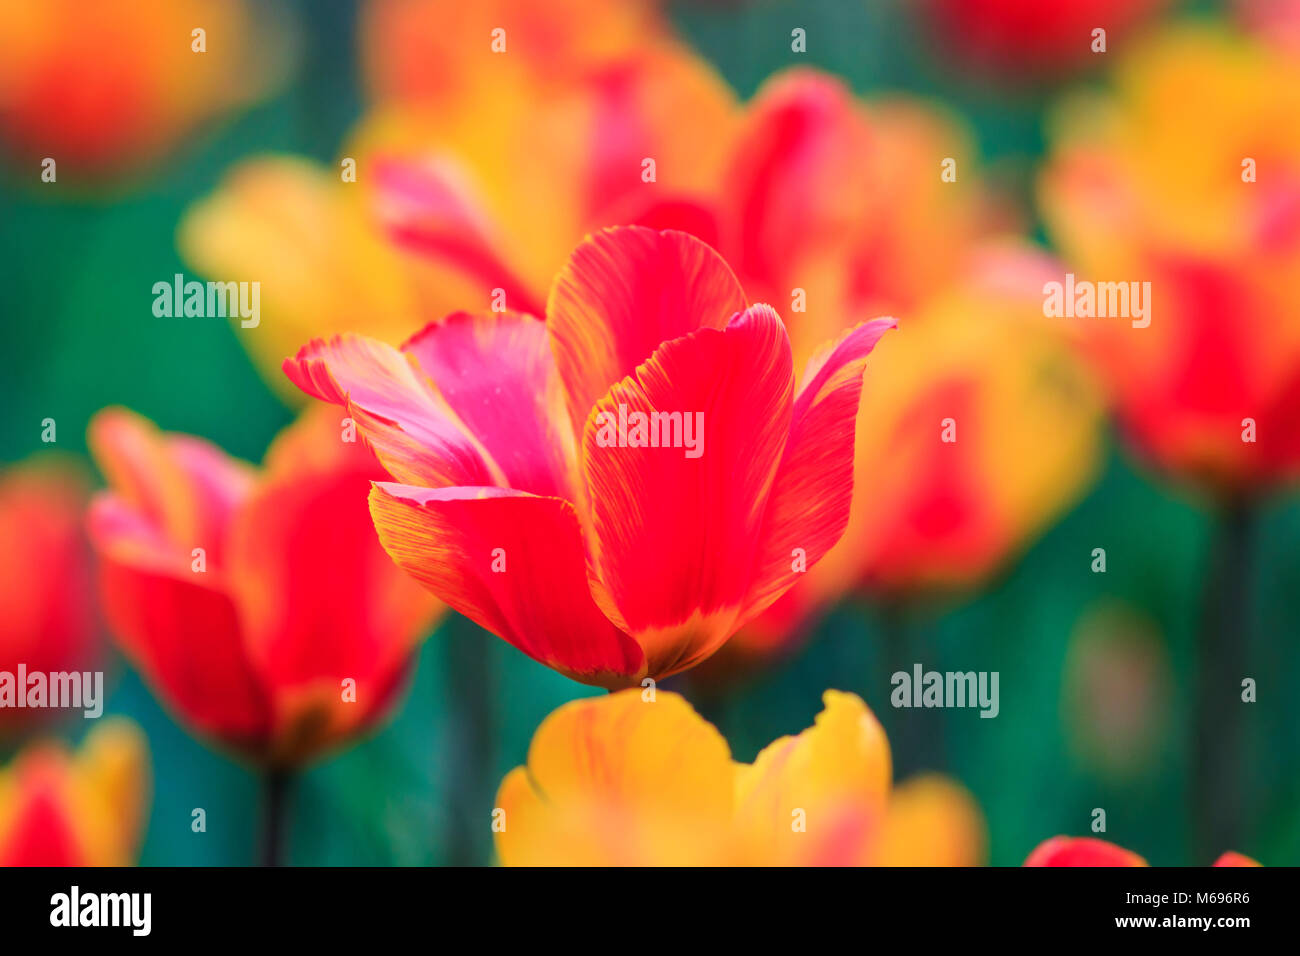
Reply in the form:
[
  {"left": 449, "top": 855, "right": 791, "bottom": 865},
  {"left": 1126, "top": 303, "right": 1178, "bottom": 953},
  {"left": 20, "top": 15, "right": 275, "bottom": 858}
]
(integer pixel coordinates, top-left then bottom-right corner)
[
  {"left": 1025, "top": 836, "right": 1261, "bottom": 867},
  {"left": 86, "top": 406, "right": 442, "bottom": 768},
  {"left": 0, "top": 0, "right": 287, "bottom": 179},
  {"left": 361, "top": 0, "right": 664, "bottom": 107},
  {"left": 0, "top": 456, "right": 97, "bottom": 736},
  {"left": 495, "top": 689, "right": 984, "bottom": 865},
  {"left": 1040, "top": 23, "right": 1300, "bottom": 495},
  {"left": 0, "top": 719, "right": 149, "bottom": 866}
]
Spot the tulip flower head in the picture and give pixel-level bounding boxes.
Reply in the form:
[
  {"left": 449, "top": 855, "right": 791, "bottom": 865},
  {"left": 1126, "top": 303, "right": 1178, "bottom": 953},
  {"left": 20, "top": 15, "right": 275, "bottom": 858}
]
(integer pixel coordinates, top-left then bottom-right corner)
[
  {"left": 0, "top": 457, "right": 97, "bottom": 736},
  {"left": 494, "top": 688, "right": 984, "bottom": 866},
  {"left": 87, "top": 406, "right": 442, "bottom": 769},
  {"left": 0, "top": 0, "right": 287, "bottom": 179},
  {"left": 361, "top": 0, "right": 665, "bottom": 107},
  {"left": 1025, "top": 835, "right": 1261, "bottom": 867},
  {"left": 0, "top": 719, "right": 149, "bottom": 866},
  {"left": 1040, "top": 24, "right": 1300, "bottom": 495},
  {"left": 286, "top": 226, "right": 894, "bottom": 687},
  {"left": 921, "top": 0, "right": 1169, "bottom": 78}
]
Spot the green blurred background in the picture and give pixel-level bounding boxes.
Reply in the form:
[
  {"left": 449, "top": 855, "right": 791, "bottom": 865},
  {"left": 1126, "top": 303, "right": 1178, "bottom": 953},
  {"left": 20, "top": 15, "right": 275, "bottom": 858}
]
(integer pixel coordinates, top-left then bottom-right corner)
[{"left": 1, "top": 0, "right": 1296, "bottom": 866}]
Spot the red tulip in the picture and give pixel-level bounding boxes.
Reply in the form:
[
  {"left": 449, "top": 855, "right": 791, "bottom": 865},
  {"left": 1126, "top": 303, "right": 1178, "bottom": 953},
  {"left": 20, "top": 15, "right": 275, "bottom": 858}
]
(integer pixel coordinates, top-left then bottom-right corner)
[
  {"left": 285, "top": 226, "right": 893, "bottom": 687},
  {"left": 1025, "top": 835, "right": 1261, "bottom": 866},
  {"left": 0, "top": 457, "right": 97, "bottom": 736},
  {"left": 86, "top": 406, "right": 442, "bottom": 768},
  {"left": 921, "top": 0, "right": 1168, "bottom": 77}
]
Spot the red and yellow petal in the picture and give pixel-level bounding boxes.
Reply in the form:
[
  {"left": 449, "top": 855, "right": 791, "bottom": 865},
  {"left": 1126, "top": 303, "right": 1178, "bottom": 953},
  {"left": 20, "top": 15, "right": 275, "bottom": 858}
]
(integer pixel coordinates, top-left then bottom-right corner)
[
  {"left": 740, "top": 317, "right": 895, "bottom": 624},
  {"left": 582, "top": 304, "right": 795, "bottom": 678},
  {"left": 0, "top": 719, "right": 150, "bottom": 866},
  {"left": 374, "top": 158, "right": 546, "bottom": 318},
  {"left": 546, "top": 226, "right": 748, "bottom": 437},
  {"left": 720, "top": 70, "right": 875, "bottom": 301},
  {"left": 226, "top": 415, "right": 442, "bottom": 762},
  {"left": 284, "top": 333, "right": 502, "bottom": 488},
  {"left": 369, "top": 483, "right": 643, "bottom": 686},
  {"left": 88, "top": 407, "right": 254, "bottom": 567}
]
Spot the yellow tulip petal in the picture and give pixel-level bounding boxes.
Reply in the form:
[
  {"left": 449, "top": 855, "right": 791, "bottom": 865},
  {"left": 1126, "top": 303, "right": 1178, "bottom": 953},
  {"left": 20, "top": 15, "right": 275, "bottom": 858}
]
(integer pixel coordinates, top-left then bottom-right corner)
[
  {"left": 496, "top": 689, "right": 735, "bottom": 865},
  {"left": 67, "top": 719, "right": 152, "bottom": 866},
  {"left": 734, "top": 690, "right": 891, "bottom": 865}
]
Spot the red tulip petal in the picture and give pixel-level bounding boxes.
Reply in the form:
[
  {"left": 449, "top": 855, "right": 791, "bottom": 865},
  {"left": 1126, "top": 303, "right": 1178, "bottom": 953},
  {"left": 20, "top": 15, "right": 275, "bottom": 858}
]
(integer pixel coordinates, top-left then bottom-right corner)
[
  {"left": 722, "top": 70, "right": 873, "bottom": 289},
  {"left": 226, "top": 461, "right": 437, "bottom": 763},
  {"left": 1023, "top": 836, "right": 1148, "bottom": 867},
  {"left": 88, "top": 497, "right": 271, "bottom": 747},
  {"left": 547, "top": 226, "right": 747, "bottom": 437},
  {"left": 227, "top": 460, "right": 435, "bottom": 703},
  {"left": 741, "top": 317, "right": 895, "bottom": 622},
  {"left": 369, "top": 483, "right": 644, "bottom": 687},
  {"left": 284, "top": 333, "right": 503, "bottom": 488},
  {"left": 401, "top": 311, "right": 579, "bottom": 500},
  {"left": 582, "top": 304, "right": 794, "bottom": 678},
  {"left": 0, "top": 754, "right": 82, "bottom": 866},
  {"left": 1212, "top": 851, "right": 1261, "bottom": 867},
  {"left": 0, "top": 460, "right": 94, "bottom": 707}
]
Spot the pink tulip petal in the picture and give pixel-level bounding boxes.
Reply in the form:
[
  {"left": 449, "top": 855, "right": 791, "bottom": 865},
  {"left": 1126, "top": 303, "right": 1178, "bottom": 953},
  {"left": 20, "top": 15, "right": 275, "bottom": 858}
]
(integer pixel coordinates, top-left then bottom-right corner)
[
  {"left": 369, "top": 483, "right": 644, "bottom": 687},
  {"left": 401, "top": 311, "right": 578, "bottom": 501},
  {"left": 87, "top": 407, "right": 253, "bottom": 566},
  {"left": 284, "top": 333, "right": 502, "bottom": 488},
  {"left": 582, "top": 304, "right": 794, "bottom": 677},
  {"left": 375, "top": 158, "right": 545, "bottom": 318},
  {"left": 547, "top": 226, "right": 747, "bottom": 437}
]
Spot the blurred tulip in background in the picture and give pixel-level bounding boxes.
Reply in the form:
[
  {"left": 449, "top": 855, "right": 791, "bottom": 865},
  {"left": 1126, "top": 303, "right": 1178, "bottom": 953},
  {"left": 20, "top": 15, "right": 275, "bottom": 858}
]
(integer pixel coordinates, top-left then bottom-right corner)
[
  {"left": 920, "top": 0, "right": 1169, "bottom": 78},
  {"left": 0, "top": 0, "right": 291, "bottom": 182},
  {"left": 86, "top": 406, "right": 442, "bottom": 769},
  {"left": 0, "top": 719, "right": 149, "bottom": 866},
  {"left": 0, "top": 457, "right": 97, "bottom": 737},
  {"left": 1024, "top": 835, "right": 1261, "bottom": 867}
]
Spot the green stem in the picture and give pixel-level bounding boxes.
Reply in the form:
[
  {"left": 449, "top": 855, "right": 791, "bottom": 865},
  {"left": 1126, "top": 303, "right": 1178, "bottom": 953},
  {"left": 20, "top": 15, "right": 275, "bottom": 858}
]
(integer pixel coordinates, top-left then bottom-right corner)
[
  {"left": 261, "top": 769, "right": 292, "bottom": 867},
  {"left": 881, "top": 601, "right": 947, "bottom": 778},
  {"left": 1192, "top": 497, "right": 1255, "bottom": 861},
  {"left": 444, "top": 620, "right": 496, "bottom": 866}
]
